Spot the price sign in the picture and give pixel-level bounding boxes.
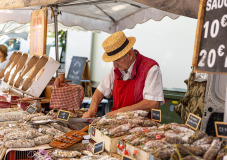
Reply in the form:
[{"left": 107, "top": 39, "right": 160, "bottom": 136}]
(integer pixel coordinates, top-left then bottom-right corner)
[
  {"left": 151, "top": 109, "right": 161, "bottom": 122},
  {"left": 185, "top": 113, "right": 201, "bottom": 130},
  {"left": 122, "top": 155, "right": 135, "bottom": 160},
  {"left": 215, "top": 121, "right": 227, "bottom": 138},
  {"left": 93, "top": 141, "right": 104, "bottom": 154},
  {"left": 26, "top": 105, "right": 37, "bottom": 114},
  {"left": 57, "top": 110, "right": 70, "bottom": 121},
  {"left": 193, "top": 0, "right": 227, "bottom": 73},
  {"left": 30, "top": 8, "right": 47, "bottom": 57}
]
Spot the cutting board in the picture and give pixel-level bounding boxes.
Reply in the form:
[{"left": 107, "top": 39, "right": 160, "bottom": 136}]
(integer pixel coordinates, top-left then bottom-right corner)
[{"left": 49, "top": 125, "right": 88, "bottom": 149}]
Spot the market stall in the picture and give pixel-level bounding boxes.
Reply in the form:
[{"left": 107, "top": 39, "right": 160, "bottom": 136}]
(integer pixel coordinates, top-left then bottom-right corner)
[
  {"left": 0, "top": 108, "right": 226, "bottom": 159},
  {"left": 0, "top": 0, "right": 226, "bottom": 160}
]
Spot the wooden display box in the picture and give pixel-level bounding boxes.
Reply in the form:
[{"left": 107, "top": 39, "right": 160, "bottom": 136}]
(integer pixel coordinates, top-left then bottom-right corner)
[
  {"left": 89, "top": 126, "right": 126, "bottom": 153},
  {"left": 117, "top": 141, "right": 160, "bottom": 160}
]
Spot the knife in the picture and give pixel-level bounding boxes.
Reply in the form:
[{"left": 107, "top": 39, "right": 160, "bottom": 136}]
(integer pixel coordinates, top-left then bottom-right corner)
[{"left": 68, "top": 118, "right": 96, "bottom": 124}]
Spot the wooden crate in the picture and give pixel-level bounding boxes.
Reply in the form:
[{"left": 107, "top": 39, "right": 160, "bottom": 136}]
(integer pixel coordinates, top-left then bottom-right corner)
[
  {"left": 117, "top": 141, "right": 160, "bottom": 160},
  {"left": 89, "top": 126, "right": 126, "bottom": 153}
]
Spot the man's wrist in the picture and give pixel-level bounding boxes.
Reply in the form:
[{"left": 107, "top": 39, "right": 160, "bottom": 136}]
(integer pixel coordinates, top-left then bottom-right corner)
[{"left": 87, "top": 109, "right": 97, "bottom": 116}]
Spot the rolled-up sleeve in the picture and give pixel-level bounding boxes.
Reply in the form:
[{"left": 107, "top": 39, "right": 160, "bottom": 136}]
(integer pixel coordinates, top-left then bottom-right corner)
[
  {"left": 97, "top": 68, "right": 114, "bottom": 98},
  {"left": 143, "top": 65, "right": 165, "bottom": 105}
]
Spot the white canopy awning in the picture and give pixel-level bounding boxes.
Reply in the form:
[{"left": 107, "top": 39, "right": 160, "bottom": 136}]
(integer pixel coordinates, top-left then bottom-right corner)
[{"left": 0, "top": 0, "right": 180, "bottom": 34}]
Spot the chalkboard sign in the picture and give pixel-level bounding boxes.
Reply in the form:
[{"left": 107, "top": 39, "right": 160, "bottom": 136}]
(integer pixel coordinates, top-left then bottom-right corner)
[
  {"left": 151, "top": 109, "right": 161, "bottom": 122},
  {"left": 122, "top": 155, "right": 135, "bottom": 160},
  {"left": 185, "top": 113, "right": 201, "bottom": 130},
  {"left": 215, "top": 122, "right": 227, "bottom": 138},
  {"left": 67, "top": 56, "right": 87, "bottom": 84},
  {"left": 194, "top": 0, "right": 227, "bottom": 73},
  {"left": 57, "top": 110, "right": 70, "bottom": 121},
  {"left": 94, "top": 141, "right": 104, "bottom": 154},
  {"left": 26, "top": 105, "right": 37, "bottom": 114}
]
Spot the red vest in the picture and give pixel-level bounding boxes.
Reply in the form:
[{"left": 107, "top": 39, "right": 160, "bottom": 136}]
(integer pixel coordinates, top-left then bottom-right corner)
[{"left": 112, "top": 50, "right": 158, "bottom": 110}]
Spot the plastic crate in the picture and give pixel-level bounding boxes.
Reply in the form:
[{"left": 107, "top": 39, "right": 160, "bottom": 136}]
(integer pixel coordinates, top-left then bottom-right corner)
[{"left": 6, "top": 150, "right": 34, "bottom": 160}]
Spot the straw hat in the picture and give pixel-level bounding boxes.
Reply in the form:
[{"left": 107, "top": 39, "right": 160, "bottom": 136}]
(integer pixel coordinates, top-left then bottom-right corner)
[{"left": 102, "top": 31, "right": 136, "bottom": 62}]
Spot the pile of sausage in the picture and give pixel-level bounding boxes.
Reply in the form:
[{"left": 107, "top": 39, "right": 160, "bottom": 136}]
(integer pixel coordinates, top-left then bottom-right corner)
[
  {"left": 91, "top": 110, "right": 226, "bottom": 160},
  {"left": 51, "top": 149, "right": 119, "bottom": 160},
  {"left": 0, "top": 110, "right": 71, "bottom": 148},
  {"left": 123, "top": 123, "right": 224, "bottom": 160}
]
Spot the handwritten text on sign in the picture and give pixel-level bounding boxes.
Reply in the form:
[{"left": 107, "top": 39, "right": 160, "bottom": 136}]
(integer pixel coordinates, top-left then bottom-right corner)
[
  {"left": 26, "top": 105, "right": 37, "bottom": 114},
  {"left": 31, "top": 16, "right": 42, "bottom": 53},
  {"left": 185, "top": 113, "right": 201, "bottom": 130},
  {"left": 215, "top": 122, "right": 227, "bottom": 138},
  {"left": 94, "top": 141, "right": 104, "bottom": 154},
  {"left": 151, "top": 109, "right": 161, "bottom": 122},
  {"left": 67, "top": 56, "right": 87, "bottom": 85},
  {"left": 57, "top": 110, "right": 70, "bottom": 121},
  {"left": 196, "top": 0, "right": 227, "bottom": 73},
  {"left": 30, "top": 8, "right": 47, "bottom": 56}
]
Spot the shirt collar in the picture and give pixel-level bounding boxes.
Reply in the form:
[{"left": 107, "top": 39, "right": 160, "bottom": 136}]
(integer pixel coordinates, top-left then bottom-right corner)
[{"left": 120, "top": 60, "right": 136, "bottom": 76}]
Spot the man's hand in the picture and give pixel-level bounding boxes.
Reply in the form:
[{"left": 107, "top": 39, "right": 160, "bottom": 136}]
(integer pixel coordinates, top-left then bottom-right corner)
[
  {"left": 82, "top": 111, "right": 96, "bottom": 118},
  {"left": 82, "top": 89, "right": 104, "bottom": 118}
]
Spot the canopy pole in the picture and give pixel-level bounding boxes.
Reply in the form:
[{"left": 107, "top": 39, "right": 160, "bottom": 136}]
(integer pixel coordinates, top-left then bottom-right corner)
[{"left": 54, "top": 6, "right": 59, "bottom": 63}]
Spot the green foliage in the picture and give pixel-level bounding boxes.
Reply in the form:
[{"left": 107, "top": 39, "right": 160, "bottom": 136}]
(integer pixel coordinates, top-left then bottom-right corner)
[{"left": 58, "top": 30, "right": 67, "bottom": 53}]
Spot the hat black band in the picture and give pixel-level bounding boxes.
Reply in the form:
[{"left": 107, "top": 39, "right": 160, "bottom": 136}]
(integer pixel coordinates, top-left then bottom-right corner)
[{"left": 107, "top": 39, "right": 129, "bottom": 56}]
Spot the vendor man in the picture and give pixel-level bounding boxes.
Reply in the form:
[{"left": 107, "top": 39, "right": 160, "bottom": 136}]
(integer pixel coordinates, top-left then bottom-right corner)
[{"left": 82, "top": 31, "right": 164, "bottom": 118}]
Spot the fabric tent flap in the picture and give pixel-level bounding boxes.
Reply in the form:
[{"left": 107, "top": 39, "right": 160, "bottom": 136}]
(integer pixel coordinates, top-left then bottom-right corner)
[
  {"left": 0, "top": 0, "right": 180, "bottom": 34},
  {"left": 134, "top": 0, "right": 200, "bottom": 19},
  {"left": 0, "top": 0, "right": 71, "bottom": 9}
]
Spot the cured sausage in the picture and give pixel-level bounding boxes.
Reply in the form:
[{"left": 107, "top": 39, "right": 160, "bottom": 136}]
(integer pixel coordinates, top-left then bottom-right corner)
[
  {"left": 21, "top": 113, "right": 45, "bottom": 122},
  {"left": 4, "top": 129, "right": 38, "bottom": 141},
  {"left": 108, "top": 123, "right": 136, "bottom": 136},
  {"left": 203, "top": 139, "right": 222, "bottom": 160},
  {"left": 0, "top": 111, "right": 28, "bottom": 121},
  {"left": 4, "top": 139, "right": 35, "bottom": 148},
  {"left": 52, "top": 149, "right": 81, "bottom": 158},
  {"left": 31, "top": 116, "right": 53, "bottom": 121},
  {"left": 34, "top": 134, "right": 53, "bottom": 145},
  {"left": 51, "top": 123, "right": 71, "bottom": 133}
]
